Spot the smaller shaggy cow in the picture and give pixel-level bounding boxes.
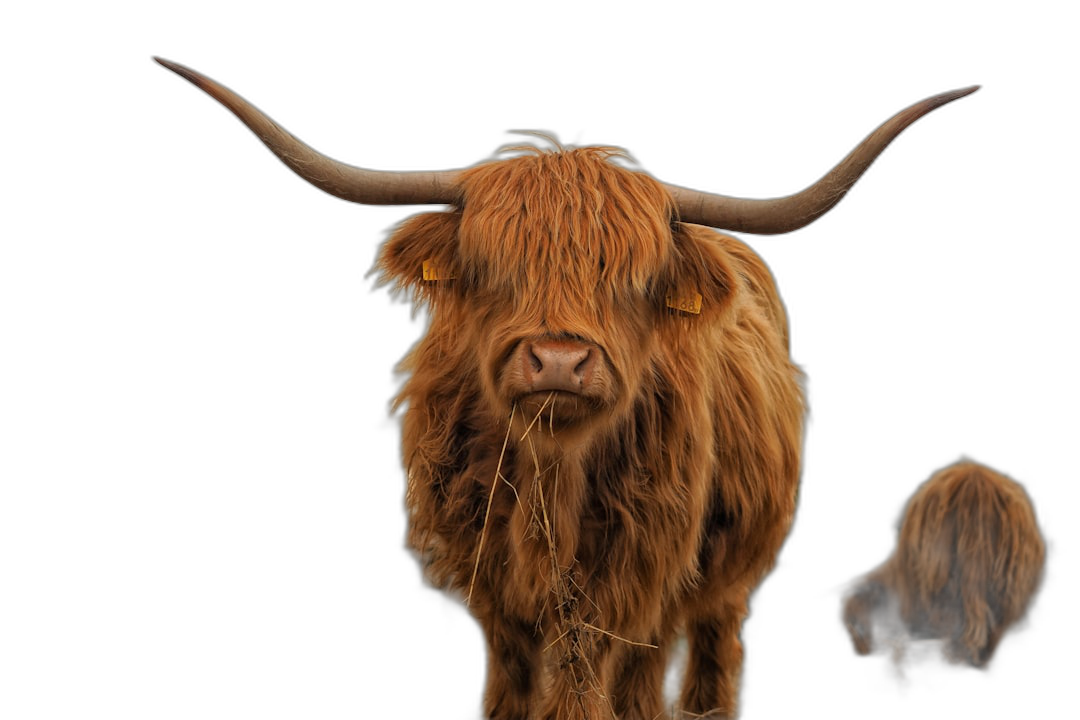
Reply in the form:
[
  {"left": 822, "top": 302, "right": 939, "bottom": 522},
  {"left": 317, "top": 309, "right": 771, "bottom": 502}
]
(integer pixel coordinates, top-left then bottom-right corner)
[{"left": 843, "top": 460, "right": 1045, "bottom": 667}]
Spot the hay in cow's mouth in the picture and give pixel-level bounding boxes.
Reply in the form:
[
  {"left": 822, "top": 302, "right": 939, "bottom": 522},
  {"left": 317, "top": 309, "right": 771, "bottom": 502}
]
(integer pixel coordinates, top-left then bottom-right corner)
[
  {"left": 515, "top": 390, "right": 605, "bottom": 430},
  {"left": 468, "top": 391, "right": 656, "bottom": 718}
]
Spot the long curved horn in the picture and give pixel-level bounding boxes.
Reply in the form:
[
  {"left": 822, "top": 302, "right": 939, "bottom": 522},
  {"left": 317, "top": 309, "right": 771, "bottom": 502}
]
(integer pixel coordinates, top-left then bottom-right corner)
[
  {"left": 667, "top": 86, "right": 979, "bottom": 234},
  {"left": 154, "top": 58, "right": 460, "bottom": 206}
]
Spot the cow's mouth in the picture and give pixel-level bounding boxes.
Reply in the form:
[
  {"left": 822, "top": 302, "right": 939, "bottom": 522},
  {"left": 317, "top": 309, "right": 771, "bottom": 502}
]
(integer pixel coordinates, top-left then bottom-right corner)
[{"left": 514, "top": 390, "right": 606, "bottom": 430}]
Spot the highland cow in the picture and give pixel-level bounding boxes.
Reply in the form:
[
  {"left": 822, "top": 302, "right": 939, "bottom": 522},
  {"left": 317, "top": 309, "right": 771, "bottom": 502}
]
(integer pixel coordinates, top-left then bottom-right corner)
[
  {"left": 843, "top": 460, "right": 1045, "bottom": 667},
  {"left": 156, "top": 58, "right": 976, "bottom": 719}
]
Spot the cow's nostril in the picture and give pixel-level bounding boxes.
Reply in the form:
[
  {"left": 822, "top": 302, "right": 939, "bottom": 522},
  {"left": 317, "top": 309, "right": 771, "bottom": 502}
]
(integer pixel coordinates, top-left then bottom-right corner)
[
  {"left": 573, "top": 350, "right": 593, "bottom": 378},
  {"left": 528, "top": 347, "right": 544, "bottom": 374}
]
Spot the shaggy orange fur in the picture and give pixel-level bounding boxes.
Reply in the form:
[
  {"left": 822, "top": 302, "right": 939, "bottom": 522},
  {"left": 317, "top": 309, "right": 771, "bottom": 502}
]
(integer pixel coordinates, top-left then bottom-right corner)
[
  {"left": 843, "top": 461, "right": 1045, "bottom": 667},
  {"left": 379, "top": 147, "right": 804, "bottom": 719}
]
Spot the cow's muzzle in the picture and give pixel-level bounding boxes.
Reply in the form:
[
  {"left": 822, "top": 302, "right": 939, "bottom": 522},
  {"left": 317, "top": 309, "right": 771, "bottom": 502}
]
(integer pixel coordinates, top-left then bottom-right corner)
[{"left": 519, "top": 338, "right": 599, "bottom": 395}]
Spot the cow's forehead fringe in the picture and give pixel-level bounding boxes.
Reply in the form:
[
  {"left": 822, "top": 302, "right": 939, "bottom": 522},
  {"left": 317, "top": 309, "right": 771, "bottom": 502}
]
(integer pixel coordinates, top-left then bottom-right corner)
[
  {"left": 456, "top": 146, "right": 675, "bottom": 292},
  {"left": 490, "top": 136, "right": 634, "bottom": 165}
]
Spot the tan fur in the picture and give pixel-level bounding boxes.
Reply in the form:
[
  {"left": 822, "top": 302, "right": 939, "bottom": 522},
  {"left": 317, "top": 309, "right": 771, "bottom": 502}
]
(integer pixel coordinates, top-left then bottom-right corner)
[
  {"left": 379, "top": 147, "right": 804, "bottom": 719},
  {"left": 843, "top": 461, "right": 1045, "bottom": 667}
]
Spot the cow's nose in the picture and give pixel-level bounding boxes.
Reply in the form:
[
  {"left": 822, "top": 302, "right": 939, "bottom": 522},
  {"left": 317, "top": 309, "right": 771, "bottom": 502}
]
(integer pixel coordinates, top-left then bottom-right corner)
[{"left": 523, "top": 340, "right": 597, "bottom": 393}]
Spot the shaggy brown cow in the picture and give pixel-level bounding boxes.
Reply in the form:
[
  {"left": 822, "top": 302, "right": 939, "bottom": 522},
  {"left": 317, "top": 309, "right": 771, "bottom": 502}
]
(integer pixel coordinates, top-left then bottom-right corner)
[
  {"left": 155, "top": 58, "right": 975, "bottom": 719},
  {"left": 843, "top": 460, "right": 1045, "bottom": 667}
]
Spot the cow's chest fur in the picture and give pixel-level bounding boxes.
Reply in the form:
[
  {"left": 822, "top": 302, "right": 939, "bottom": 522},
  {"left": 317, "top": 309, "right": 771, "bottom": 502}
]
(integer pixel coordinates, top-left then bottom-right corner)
[{"left": 486, "top": 427, "right": 707, "bottom": 641}]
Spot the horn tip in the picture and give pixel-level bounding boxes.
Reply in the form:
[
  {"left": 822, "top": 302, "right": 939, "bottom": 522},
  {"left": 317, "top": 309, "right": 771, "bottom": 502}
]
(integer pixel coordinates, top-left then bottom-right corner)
[
  {"left": 153, "top": 57, "right": 205, "bottom": 88},
  {"left": 941, "top": 85, "right": 981, "bottom": 104}
]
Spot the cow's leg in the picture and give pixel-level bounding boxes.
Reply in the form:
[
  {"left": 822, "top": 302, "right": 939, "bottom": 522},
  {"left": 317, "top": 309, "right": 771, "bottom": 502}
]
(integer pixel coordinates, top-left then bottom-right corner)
[
  {"left": 480, "top": 612, "right": 542, "bottom": 720},
  {"left": 610, "top": 635, "right": 669, "bottom": 720},
  {"left": 679, "top": 605, "right": 747, "bottom": 719}
]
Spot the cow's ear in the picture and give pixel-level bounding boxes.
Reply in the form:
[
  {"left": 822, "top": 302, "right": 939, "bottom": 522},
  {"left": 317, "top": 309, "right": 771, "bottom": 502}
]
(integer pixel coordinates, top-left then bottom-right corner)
[
  {"left": 661, "top": 224, "right": 738, "bottom": 318},
  {"left": 376, "top": 211, "right": 462, "bottom": 302}
]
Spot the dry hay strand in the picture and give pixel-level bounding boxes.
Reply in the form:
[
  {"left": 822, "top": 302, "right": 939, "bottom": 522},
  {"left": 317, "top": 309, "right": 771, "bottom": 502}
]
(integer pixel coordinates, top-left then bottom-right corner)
[
  {"left": 530, "top": 454, "right": 608, "bottom": 717},
  {"left": 468, "top": 393, "right": 657, "bottom": 718},
  {"left": 465, "top": 403, "right": 517, "bottom": 607},
  {"left": 677, "top": 711, "right": 729, "bottom": 720}
]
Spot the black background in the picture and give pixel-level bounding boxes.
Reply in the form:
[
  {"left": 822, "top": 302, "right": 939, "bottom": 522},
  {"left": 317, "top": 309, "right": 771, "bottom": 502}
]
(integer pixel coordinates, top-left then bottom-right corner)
[{"left": 116, "top": 25, "right": 1062, "bottom": 716}]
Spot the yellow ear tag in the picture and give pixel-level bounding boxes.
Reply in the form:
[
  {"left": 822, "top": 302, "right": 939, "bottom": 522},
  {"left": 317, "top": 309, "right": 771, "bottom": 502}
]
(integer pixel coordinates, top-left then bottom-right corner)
[
  {"left": 666, "top": 292, "right": 703, "bottom": 315},
  {"left": 422, "top": 260, "right": 456, "bottom": 281}
]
